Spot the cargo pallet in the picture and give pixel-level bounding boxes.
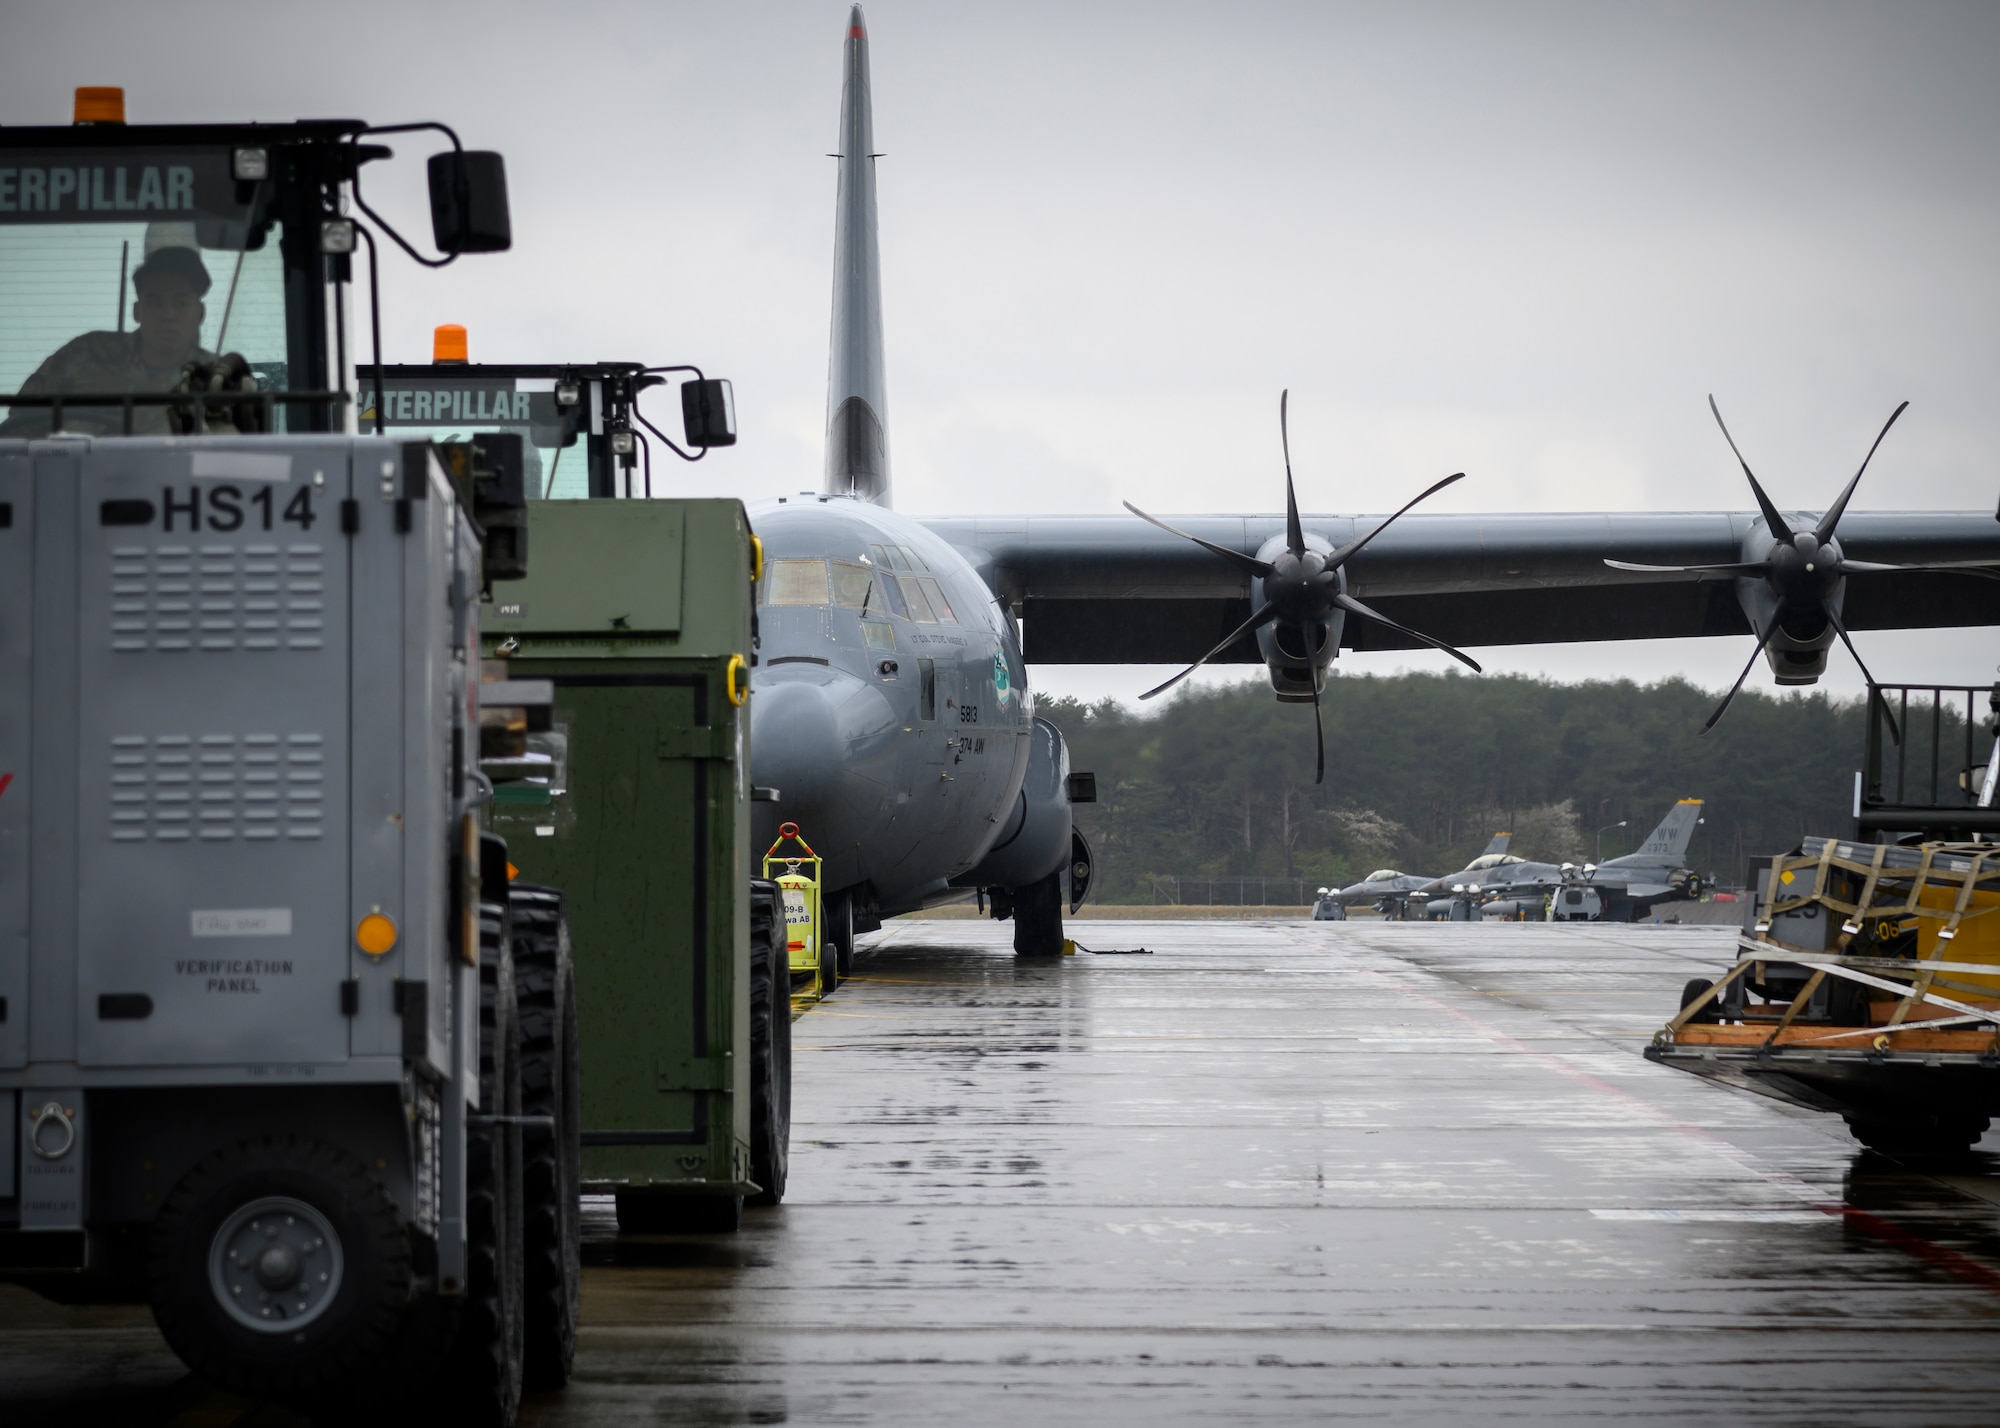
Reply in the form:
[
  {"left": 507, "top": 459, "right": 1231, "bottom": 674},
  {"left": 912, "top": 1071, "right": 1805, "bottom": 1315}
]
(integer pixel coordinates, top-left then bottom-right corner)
[{"left": 1651, "top": 684, "right": 2000, "bottom": 1154}]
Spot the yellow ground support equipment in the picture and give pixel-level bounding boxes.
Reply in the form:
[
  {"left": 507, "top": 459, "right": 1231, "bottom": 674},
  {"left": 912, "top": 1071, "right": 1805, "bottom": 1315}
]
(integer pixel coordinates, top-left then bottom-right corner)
[
  {"left": 765, "top": 822, "right": 832, "bottom": 1004},
  {"left": 1649, "top": 836, "right": 2000, "bottom": 1154}
]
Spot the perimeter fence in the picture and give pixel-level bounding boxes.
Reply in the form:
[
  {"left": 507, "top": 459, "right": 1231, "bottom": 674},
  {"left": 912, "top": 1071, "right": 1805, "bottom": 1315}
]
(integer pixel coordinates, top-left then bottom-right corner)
[{"left": 1140, "top": 876, "right": 1326, "bottom": 906}]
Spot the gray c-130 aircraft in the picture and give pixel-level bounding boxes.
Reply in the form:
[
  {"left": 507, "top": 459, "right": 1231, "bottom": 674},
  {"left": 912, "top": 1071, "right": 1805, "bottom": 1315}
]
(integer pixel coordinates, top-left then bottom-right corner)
[{"left": 750, "top": 7, "right": 2000, "bottom": 961}]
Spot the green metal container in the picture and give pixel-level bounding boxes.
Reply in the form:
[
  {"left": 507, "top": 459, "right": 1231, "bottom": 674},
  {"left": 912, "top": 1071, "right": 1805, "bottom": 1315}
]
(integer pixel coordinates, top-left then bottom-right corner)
[{"left": 482, "top": 498, "right": 757, "bottom": 1196}]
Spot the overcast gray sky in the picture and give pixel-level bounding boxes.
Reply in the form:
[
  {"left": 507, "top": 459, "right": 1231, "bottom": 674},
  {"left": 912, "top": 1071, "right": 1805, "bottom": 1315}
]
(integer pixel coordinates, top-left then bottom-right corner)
[{"left": 9, "top": 0, "right": 1998, "bottom": 705}]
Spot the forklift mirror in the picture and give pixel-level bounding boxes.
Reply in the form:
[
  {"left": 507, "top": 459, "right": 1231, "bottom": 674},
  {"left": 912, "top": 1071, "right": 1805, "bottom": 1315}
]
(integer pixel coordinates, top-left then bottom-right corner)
[
  {"left": 681, "top": 378, "right": 737, "bottom": 448},
  {"left": 427, "top": 150, "right": 512, "bottom": 255}
]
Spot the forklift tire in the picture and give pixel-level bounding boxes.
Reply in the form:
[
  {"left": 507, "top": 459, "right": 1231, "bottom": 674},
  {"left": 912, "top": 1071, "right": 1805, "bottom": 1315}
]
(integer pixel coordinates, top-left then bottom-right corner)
[
  {"left": 422, "top": 907, "right": 525, "bottom": 1427},
  {"left": 1679, "top": 979, "right": 1720, "bottom": 1024},
  {"left": 148, "top": 1135, "right": 415, "bottom": 1406},
  {"left": 748, "top": 880, "right": 791, "bottom": 1207},
  {"left": 1845, "top": 1111, "right": 1991, "bottom": 1158},
  {"left": 511, "top": 887, "right": 581, "bottom": 1392},
  {"left": 1012, "top": 867, "right": 1065, "bottom": 958},
  {"left": 615, "top": 1189, "right": 744, "bottom": 1235}
]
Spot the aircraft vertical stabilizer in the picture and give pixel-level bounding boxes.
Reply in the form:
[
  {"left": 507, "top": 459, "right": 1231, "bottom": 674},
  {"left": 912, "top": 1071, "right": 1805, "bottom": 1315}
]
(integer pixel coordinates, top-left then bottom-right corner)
[
  {"left": 825, "top": 4, "right": 891, "bottom": 504},
  {"left": 1480, "top": 832, "right": 1513, "bottom": 857},
  {"left": 1635, "top": 799, "right": 1704, "bottom": 861}
]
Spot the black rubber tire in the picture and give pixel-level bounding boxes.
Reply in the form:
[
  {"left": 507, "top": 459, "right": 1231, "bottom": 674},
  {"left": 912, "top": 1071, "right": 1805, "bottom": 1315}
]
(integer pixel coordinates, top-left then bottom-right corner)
[
  {"left": 148, "top": 1136, "right": 415, "bottom": 1406},
  {"left": 427, "top": 907, "right": 525, "bottom": 1427},
  {"left": 1825, "top": 976, "right": 1871, "bottom": 1027},
  {"left": 511, "top": 886, "right": 581, "bottom": 1392},
  {"left": 748, "top": 880, "right": 791, "bottom": 1207},
  {"left": 1680, "top": 978, "right": 1719, "bottom": 1024},
  {"left": 818, "top": 916, "right": 840, "bottom": 995},
  {"left": 614, "top": 1189, "right": 744, "bottom": 1235},
  {"left": 1012, "top": 867, "right": 1065, "bottom": 957},
  {"left": 1845, "top": 1111, "right": 1991, "bottom": 1158},
  {"left": 829, "top": 889, "right": 856, "bottom": 980}
]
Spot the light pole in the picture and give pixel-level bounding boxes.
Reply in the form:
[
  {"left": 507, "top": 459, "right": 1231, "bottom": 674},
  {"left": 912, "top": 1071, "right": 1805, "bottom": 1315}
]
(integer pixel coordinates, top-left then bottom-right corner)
[{"left": 1596, "top": 820, "right": 1627, "bottom": 862}]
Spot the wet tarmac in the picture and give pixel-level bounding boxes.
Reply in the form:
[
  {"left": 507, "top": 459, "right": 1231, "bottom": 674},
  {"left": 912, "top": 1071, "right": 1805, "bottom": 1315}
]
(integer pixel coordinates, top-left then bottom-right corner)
[{"left": 10, "top": 919, "right": 2000, "bottom": 1424}]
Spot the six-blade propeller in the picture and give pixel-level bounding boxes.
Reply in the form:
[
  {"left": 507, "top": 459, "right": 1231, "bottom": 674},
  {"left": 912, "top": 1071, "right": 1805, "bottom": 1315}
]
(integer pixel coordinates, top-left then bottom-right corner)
[
  {"left": 1606, "top": 396, "right": 2000, "bottom": 736},
  {"left": 1124, "top": 390, "right": 1481, "bottom": 783}
]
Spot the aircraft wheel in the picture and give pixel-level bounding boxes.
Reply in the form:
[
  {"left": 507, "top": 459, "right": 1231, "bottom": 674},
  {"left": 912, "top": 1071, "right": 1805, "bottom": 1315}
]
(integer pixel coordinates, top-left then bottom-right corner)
[
  {"left": 1012, "top": 868, "right": 1065, "bottom": 958},
  {"left": 829, "top": 891, "right": 856, "bottom": 979}
]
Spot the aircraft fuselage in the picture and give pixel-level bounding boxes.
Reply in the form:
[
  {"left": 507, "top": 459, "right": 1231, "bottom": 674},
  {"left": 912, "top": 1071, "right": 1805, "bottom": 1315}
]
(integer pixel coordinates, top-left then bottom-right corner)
[{"left": 748, "top": 493, "right": 1035, "bottom": 916}]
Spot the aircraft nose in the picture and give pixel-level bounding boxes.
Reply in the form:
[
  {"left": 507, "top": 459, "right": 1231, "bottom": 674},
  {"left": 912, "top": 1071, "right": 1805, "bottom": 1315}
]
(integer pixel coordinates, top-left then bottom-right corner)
[{"left": 751, "top": 677, "right": 845, "bottom": 816}]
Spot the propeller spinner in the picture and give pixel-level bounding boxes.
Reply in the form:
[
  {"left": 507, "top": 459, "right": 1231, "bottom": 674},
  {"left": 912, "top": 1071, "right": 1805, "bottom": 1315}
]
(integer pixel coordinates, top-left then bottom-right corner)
[
  {"left": 1124, "top": 390, "right": 1481, "bottom": 783},
  {"left": 1606, "top": 397, "right": 2000, "bottom": 736}
]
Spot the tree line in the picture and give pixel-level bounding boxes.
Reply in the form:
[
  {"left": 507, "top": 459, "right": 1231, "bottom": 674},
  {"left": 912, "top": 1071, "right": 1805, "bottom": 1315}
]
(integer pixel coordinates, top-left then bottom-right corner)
[{"left": 1043, "top": 671, "right": 1972, "bottom": 902}]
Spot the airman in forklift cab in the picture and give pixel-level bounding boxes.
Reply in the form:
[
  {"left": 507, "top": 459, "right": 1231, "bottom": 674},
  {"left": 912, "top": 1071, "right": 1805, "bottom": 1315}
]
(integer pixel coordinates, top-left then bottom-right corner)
[{"left": 0, "top": 238, "right": 217, "bottom": 437}]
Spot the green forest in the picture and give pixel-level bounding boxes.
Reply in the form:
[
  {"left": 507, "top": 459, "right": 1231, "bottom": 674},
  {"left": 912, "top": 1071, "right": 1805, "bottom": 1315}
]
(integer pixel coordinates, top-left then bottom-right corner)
[{"left": 1045, "top": 672, "right": 1975, "bottom": 903}]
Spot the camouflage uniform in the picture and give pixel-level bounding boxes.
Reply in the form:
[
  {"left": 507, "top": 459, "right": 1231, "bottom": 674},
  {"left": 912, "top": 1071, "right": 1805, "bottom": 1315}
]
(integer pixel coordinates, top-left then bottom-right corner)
[{"left": 0, "top": 330, "right": 216, "bottom": 438}]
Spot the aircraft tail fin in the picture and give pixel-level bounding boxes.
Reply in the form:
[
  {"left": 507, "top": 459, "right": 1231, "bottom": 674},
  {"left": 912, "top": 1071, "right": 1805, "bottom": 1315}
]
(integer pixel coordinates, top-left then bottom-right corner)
[
  {"left": 1481, "top": 832, "right": 1512, "bottom": 857},
  {"left": 1634, "top": 799, "right": 1703, "bottom": 862},
  {"left": 825, "top": 4, "right": 891, "bottom": 505}
]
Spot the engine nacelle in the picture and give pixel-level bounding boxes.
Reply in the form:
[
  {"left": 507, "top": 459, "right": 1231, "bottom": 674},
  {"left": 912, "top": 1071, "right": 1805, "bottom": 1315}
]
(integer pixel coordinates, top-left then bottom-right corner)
[
  {"left": 1249, "top": 529, "right": 1343, "bottom": 702},
  {"left": 955, "top": 716, "right": 1073, "bottom": 891},
  {"left": 1735, "top": 525, "right": 1839, "bottom": 685}
]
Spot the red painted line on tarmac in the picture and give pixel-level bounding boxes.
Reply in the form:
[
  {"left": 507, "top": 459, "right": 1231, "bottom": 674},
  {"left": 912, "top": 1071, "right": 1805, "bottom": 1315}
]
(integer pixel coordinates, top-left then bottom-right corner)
[
  {"left": 1837, "top": 1205, "right": 2000, "bottom": 1295},
  {"left": 1353, "top": 960, "right": 2000, "bottom": 1298}
]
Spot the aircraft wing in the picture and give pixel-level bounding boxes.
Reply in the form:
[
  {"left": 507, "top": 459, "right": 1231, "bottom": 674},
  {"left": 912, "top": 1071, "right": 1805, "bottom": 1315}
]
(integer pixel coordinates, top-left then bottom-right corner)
[{"left": 918, "top": 511, "right": 2000, "bottom": 663}]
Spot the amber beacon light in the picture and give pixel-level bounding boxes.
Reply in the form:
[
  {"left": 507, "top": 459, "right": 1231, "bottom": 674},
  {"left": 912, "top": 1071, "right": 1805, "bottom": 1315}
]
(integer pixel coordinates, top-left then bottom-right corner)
[
  {"left": 74, "top": 87, "right": 126, "bottom": 125},
  {"left": 434, "top": 324, "right": 469, "bottom": 363},
  {"left": 355, "top": 912, "right": 398, "bottom": 958}
]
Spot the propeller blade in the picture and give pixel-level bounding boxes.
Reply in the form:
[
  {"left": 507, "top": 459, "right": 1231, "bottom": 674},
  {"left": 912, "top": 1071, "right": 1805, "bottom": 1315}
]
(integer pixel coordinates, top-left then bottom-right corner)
[
  {"left": 1137, "top": 600, "right": 1280, "bottom": 700},
  {"left": 1823, "top": 600, "right": 1902, "bottom": 744},
  {"left": 1335, "top": 591, "right": 1483, "bottom": 673},
  {"left": 1281, "top": 389, "right": 1306, "bottom": 558},
  {"left": 1603, "top": 557, "right": 1772, "bottom": 578},
  {"left": 1709, "top": 394, "right": 1793, "bottom": 543},
  {"left": 1839, "top": 558, "right": 2000, "bottom": 581},
  {"left": 1325, "top": 472, "right": 1467, "bottom": 571},
  {"left": 1123, "top": 500, "right": 1275, "bottom": 579},
  {"left": 1699, "top": 618, "right": 1782, "bottom": 735},
  {"left": 1815, "top": 401, "right": 1909, "bottom": 544},
  {"left": 1311, "top": 673, "right": 1325, "bottom": 785}
]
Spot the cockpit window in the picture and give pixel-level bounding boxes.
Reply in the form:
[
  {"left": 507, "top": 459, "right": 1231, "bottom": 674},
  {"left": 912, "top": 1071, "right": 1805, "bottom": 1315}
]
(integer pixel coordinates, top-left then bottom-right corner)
[
  {"left": 764, "top": 558, "right": 831, "bottom": 606},
  {"left": 914, "top": 576, "right": 956, "bottom": 624},
  {"left": 1365, "top": 869, "right": 1401, "bottom": 882},
  {"left": 0, "top": 149, "right": 292, "bottom": 436},
  {"left": 897, "top": 574, "right": 938, "bottom": 624},
  {"left": 1466, "top": 853, "right": 1526, "bottom": 870},
  {"left": 875, "top": 567, "right": 909, "bottom": 618},
  {"left": 830, "top": 560, "right": 876, "bottom": 610},
  {"left": 868, "top": 542, "right": 932, "bottom": 574}
]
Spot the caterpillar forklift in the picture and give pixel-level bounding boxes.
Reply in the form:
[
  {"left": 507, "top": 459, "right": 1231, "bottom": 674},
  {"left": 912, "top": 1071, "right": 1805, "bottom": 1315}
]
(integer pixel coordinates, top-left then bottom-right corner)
[
  {"left": 0, "top": 89, "right": 578, "bottom": 1422},
  {"left": 363, "top": 351, "right": 791, "bottom": 1236}
]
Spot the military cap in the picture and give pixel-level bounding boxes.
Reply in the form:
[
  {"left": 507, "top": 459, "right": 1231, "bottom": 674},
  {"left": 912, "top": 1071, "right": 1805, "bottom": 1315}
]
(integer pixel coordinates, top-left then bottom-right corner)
[{"left": 132, "top": 245, "right": 212, "bottom": 296}]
